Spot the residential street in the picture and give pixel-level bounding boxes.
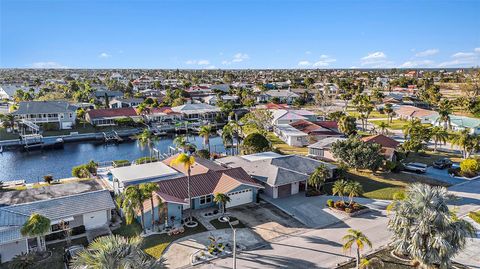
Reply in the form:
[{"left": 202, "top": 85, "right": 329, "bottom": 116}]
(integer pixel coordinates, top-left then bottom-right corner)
[{"left": 195, "top": 209, "right": 391, "bottom": 269}]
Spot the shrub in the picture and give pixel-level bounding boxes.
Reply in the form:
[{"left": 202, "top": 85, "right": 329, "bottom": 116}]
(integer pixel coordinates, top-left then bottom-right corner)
[
  {"left": 196, "top": 149, "right": 210, "bottom": 159},
  {"left": 345, "top": 208, "right": 352, "bottom": 214},
  {"left": 460, "top": 158, "right": 480, "bottom": 177},
  {"left": 72, "top": 165, "right": 90, "bottom": 178},
  {"left": 43, "top": 175, "right": 53, "bottom": 184},
  {"left": 468, "top": 211, "right": 480, "bottom": 224},
  {"left": 113, "top": 160, "right": 131, "bottom": 167},
  {"left": 334, "top": 200, "right": 345, "bottom": 209},
  {"left": 242, "top": 133, "right": 270, "bottom": 154},
  {"left": 326, "top": 199, "right": 334, "bottom": 207},
  {"left": 135, "top": 156, "right": 158, "bottom": 164}
]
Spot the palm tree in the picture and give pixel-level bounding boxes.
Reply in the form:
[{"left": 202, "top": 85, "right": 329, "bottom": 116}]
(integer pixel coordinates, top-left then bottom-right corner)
[
  {"left": 9, "top": 253, "right": 36, "bottom": 269},
  {"left": 437, "top": 99, "right": 452, "bottom": 130},
  {"left": 213, "top": 193, "right": 231, "bottom": 216},
  {"left": 173, "top": 135, "right": 188, "bottom": 152},
  {"left": 228, "top": 120, "right": 243, "bottom": 154},
  {"left": 71, "top": 235, "right": 159, "bottom": 269},
  {"left": 198, "top": 125, "right": 213, "bottom": 152},
  {"left": 451, "top": 129, "right": 476, "bottom": 158},
  {"left": 377, "top": 122, "right": 388, "bottom": 135},
  {"left": 338, "top": 115, "right": 357, "bottom": 136},
  {"left": 141, "top": 183, "right": 160, "bottom": 231},
  {"left": 20, "top": 213, "right": 51, "bottom": 252},
  {"left": 222, "top": 124, "right": 234, "bottom": 155},
  {"left": 345, "top": 181, "right": 363, "bottom": 205},
  {"left": 388, "top": 183, "right": 475, "bottom": 268},
  {"left": 332, "top": 179, "right": 348, "bottom": 203},
  {"left": 359, "top": 257, "right": 384, "bottom": 269},
  {"left": 122, "top": 185, "right": 148, "bottom": 234},
  {"left": 430, "top": 126, "right": 448, "bottom": 151},
  {"left": 402, "top": 119, "right": 422, "bottom": 139},
  {"left": 384, "top": 104, "right": 394, "bottom": 123},
  {"left": 308, "top": 165, "right": 329, "bottom": 191},
  {"left": 342, "top": 229, "right": 372, "bottom": 269},
  {"left": 137, "top": 129, "right": 158, "bottom": 158},
  {"left": 170, "top": 153, "right": 196, "bottom": 225}
]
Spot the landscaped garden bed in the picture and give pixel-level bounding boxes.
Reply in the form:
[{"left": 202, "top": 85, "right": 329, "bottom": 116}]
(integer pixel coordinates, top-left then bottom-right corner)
[
  {"left": 210, "top": 217, "right": 246, "bottom": 229},
  {"left": 326, "top": 199, "right": 369, "bottom": 216},
  {"left": 191, "top": 234, "right": 246, "bottom": 266}
]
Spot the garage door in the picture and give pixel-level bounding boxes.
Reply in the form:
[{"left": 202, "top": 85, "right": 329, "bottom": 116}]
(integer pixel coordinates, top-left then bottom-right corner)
[
  {"left": 278, "top": 184, "right": 292, "bottom": 198},
  {"left": 226, "top": 189, "right": 253, "bottom": 208}
]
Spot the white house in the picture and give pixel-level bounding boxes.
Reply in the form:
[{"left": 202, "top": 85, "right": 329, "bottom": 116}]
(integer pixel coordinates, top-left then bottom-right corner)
[
  {"left": 12, "top": 101, "right": 78, "bottom": 130},
  {"left": 274, "top": 124, "right": 309, "bottom": 147},
  {"left": 0, "top": 189, "right": 115, "bottom": 263}
]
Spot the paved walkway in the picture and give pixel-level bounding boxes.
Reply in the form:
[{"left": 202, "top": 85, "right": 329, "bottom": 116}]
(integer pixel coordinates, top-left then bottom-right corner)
[{"left": 162, "top": 228, "right": 264, "bottom": 269}]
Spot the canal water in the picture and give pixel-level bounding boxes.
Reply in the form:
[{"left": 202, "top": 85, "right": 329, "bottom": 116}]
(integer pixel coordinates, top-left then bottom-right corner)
[{"left": 0, "top": 135, "right": 231, "bottom": 183}]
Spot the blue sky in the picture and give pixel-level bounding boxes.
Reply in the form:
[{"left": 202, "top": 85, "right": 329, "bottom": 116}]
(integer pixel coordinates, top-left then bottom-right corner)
[{"left": 1, "top": 0, "right": 479, "bottom": 69}]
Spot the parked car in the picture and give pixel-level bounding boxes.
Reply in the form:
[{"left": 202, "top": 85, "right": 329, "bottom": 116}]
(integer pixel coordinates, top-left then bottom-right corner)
[
  {"left": 64, "top": 245, "right": 85, "bottom": 268},
  {"left": 432, "top": 158, "right": 453, "bottom": 169},
  {"left": 404, "top": 162, "right": 428, "bottom": 173}
]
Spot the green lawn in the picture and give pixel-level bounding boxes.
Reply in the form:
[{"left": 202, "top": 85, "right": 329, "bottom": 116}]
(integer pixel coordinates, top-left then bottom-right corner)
[
  {"left": 0, "top": 127, "right": 19, "bottom": 140},
  {"left": 112, "top": 219, "right": 208, "bottom": 259},
  {"left": 266, "top": 132, "right": 308, "bottom": 155},
  {"left": 468, "top": 211, "right": 480, "bottom": 224},
  {"left": 404, "top": 151, "right": 463, "bottom": 166},
  {"left": 329, "top": 170, "right": 407, "bottom": 200},
  {"left": 371, "top": 119, "right": 407, "bottom": 130},
  {"left": 348, "top": 110, "right": 386, "bottom": 119},
  {"left": 209, "top": 217, "right": 246, "bottom": 229}
]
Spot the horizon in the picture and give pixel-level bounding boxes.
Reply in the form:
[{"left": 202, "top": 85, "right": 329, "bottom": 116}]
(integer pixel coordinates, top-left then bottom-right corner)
[{"left": 1, "top": 0, "right": 480, "bottom": 69}]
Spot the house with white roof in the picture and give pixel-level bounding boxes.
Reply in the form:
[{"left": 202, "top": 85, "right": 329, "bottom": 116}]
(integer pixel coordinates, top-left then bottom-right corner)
[
  {"left": 270, "top": 109, "right": 317, "bottom": 125},
  {"left": 108, "top": 161, "right": 183, "bottom": 194},
  {"left": 171, "top": 103, "right": 221, "bottom": 121},
  {"left": 257, "top": 90, "right": 299, "bottom": 104},
  {"left": 430, "top": 115, "right": 480, "bottom": 134},
  {"left": 274, "top": 124, "right": 309, "bottom": 146}
]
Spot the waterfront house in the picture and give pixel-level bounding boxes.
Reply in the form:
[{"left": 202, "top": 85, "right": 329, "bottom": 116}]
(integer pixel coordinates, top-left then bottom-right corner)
[
  {"left": 0, "top": 183, "right": 115, "bottom": 263},
  {"left": 109, "top": 161, "right": 183, "bottom": 194},
  {"left": 12, "top": 101, "right": 77, "bottom": 130},
  {"left": 142, "top": 167, "right": 263, "bottom": 229},
  {"left": 271, "top": 109, "right": 317, "bottom": 125},
  {"left": 361, "top": 134, "right": 400, "bottom": 161},
  {"left": 143, "top": 107, "right": 182, "bottom": 123},
  {"left": 216, "top": 152, "right": 337, "bottom": 199},
  {"left": 109, "top": 97, "right": 144, "bottom": 109},
  {"left": 85, "top": 107, "right": 140, "bottom": 126},
  {"left": 307, "top": 137, "right": 346, "bottom": 161},
  {"left": 171, "top": 103, "right": 221, "bottom": 121}
]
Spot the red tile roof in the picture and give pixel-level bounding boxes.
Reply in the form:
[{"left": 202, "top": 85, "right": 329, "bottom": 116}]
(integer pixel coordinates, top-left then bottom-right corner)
[
  {"left": 154, "top": 167, "right": 262, "bottom": 204},
  {"left": 290, "top": 120, "right": 340, "bottom": 135},
  {"left": 265, "top": 103, "right": 289, "bottom": 109},
  {"left": 361, "top": 134, "right": 400, "bottom": 149},
  {"left": 86, "top": 107, "right": 138, "bottom": 119}
]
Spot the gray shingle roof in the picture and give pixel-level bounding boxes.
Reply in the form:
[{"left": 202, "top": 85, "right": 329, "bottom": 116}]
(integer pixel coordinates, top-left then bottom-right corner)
[
  {"left": 216, "top": 154, "right": 336, "bottom": 186},
  {"left": 12, "top": 101, "right": 77, "bottom": 115},
  {"left": 0, "top": 190, "right": 115, "bottom": 243}
]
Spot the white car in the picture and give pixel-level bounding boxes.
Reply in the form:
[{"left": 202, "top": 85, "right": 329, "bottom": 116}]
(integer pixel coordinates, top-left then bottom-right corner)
[{"left": 404, "top": 162, "right": 428, "bottom": 173}]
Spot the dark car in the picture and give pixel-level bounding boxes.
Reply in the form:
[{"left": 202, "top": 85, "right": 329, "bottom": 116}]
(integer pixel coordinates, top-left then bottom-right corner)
[
  {"left": 64, "top": 245, "right": 85, "bottom": 268},
  {"left": 432, "top": 158, "right": 453, "bottom": 169}
]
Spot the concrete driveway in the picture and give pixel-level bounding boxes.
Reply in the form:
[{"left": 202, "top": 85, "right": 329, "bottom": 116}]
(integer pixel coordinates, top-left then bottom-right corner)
[
  {"left": 422, "top": 165, "right": 466, "bottom": 185},
  {"left": 261, "top": 193, "right": 390, "bottom": 228}
]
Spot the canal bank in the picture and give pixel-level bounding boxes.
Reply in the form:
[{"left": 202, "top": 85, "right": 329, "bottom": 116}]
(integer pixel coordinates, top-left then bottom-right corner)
[{"left": 0, "top": 134, "right": 231, "bottom": 183}]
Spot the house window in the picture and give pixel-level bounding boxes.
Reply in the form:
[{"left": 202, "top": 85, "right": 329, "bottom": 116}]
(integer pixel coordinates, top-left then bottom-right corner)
[
  {"left": 199, "top": 195, "right": 213, "bottom": 205},
  {"left": 51, "top": 221, "right": 70, "bottom": 232}
]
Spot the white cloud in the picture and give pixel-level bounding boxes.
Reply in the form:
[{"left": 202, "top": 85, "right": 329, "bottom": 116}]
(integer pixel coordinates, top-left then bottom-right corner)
[
  {"left": 185, "top": 59, "right": 210, "bottom": 65},
  {"left": 305, "top": 51, "right": 312, "bottom": 55},
  {"left": 30, "top": 61, "right": 67, "bottom": 69},
  {"left": 206, "top": 65, "right": 217, "bottom": 69},
  {"left": 222, "top": 53, "right": 249, "bottom": 65},
  {"left": 452, "top": 52, "right": 476, "bottom": 58},
  {"left": 297, "top": 61, "right": 311, "bottom": 67},
  {"left": 401, "top": 60, "right": 434, "bottom": 68},
  {"left": 438, "top": 48, "right": 480, "bottom": 67},
  {"left": 415, "top": 49, "right": 439, "bottom": 57},
  {"left": 313, "top": 55, "right": 336, "bottom": 67},
  {"left": 360, "top": 51, "right": 393, "bottom": 67},
  {"left": 99, "top": 52, "right": 111, "bottom": 58}
]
